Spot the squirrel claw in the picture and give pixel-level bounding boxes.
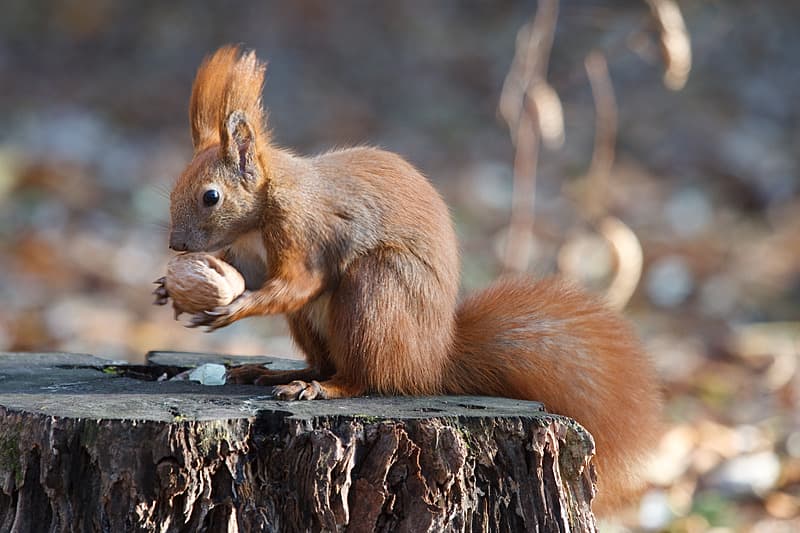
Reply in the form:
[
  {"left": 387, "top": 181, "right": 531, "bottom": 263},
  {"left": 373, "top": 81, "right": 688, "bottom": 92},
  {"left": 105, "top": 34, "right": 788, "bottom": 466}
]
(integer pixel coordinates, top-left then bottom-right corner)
[
  {"left": 153, "top": 277, "right": 169, "bottom": 306},
  {"left": 273, "top": 380, "right": 326, "bottom": 401},
  {"left": 153, "top": 277, "right": 166, "bottom": 285},
  {"left": 186, "top": 305, "right": 233, "bottom": 331},
  {"left": 153, "top": 288, "right": 169, "bottom": 305},
  {"left": 187, "top": 315, "right": 208, "bottom": 329}
]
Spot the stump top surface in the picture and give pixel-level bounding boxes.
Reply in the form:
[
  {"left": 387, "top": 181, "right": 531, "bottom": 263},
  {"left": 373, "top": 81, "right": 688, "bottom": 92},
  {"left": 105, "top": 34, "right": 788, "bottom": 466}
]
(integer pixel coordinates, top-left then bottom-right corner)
[{"left": 0, "top": 351, "right": 545, "bottom": 423}]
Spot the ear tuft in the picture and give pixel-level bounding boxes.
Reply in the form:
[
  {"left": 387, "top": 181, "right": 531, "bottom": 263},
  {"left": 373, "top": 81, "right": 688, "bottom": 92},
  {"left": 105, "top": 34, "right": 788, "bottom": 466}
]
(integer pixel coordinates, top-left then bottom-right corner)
[{"left": 189, "top": 45, "right": 269, "bottom": 152}]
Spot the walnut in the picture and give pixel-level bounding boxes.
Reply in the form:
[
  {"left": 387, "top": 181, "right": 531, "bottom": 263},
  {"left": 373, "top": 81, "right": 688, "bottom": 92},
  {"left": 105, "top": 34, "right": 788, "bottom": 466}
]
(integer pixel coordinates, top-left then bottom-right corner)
[{"left": 164, "top": 253, "right": 245, "bottom": 314}]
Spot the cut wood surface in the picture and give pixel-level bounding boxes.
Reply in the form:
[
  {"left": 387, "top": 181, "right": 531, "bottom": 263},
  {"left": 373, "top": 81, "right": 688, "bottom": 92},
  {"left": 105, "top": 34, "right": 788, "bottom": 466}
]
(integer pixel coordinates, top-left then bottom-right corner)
[{"left": 0, "top": 351, "right": 597, "bottom": 532}]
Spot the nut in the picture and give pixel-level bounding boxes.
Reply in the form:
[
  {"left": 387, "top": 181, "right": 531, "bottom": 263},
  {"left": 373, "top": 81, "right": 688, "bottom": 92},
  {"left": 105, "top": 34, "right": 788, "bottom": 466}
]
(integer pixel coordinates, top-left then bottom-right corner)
[{"left": 165, "top": 253, "right": 245, "bottom": 314}]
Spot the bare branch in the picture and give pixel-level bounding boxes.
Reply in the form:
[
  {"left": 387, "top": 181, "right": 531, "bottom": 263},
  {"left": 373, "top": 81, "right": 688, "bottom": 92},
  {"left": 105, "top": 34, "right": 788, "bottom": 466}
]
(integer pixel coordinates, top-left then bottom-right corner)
[
  {"left": 647, "top": 0, "right": 692, "bottom": 90},
  {"left": 504, "top": 111, "right": 541, "bottom": 272},
  {"left": 583, "top": 51, "right": 617, "bottom": 218},
  {"left": 498, "top": 0, "right": 561, "bottom": 272},
  {"left": 566, "top": 51, "right": 641, "bottom": 310},
  {"left": 528, "top": 83, "right": 564, "bottom": 150},
  {"left": 600, "top": 216, "right": 643, "bottom": 310},
  {"left": 499, "top": 0, "right": 563, "bottom": 149}
]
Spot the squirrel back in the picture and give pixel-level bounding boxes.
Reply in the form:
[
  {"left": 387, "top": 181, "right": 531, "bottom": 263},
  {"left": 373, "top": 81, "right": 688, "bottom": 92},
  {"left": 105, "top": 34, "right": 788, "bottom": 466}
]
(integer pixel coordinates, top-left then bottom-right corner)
[{"left": 165, "top": 45, "right": 663, "bottom": 515}]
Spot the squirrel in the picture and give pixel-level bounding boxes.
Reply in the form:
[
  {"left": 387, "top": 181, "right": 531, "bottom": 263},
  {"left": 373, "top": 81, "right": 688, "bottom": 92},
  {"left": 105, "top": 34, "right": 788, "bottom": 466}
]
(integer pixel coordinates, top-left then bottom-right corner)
[{"left": 156, "top": 45, "right": 663, "bottom": 513}]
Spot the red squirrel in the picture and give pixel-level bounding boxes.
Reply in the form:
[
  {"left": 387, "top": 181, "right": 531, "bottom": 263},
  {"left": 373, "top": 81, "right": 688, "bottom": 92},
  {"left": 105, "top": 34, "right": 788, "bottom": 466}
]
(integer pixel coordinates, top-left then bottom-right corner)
[{"left": 157, "top": 46, "right": 662, "bottom": 512}]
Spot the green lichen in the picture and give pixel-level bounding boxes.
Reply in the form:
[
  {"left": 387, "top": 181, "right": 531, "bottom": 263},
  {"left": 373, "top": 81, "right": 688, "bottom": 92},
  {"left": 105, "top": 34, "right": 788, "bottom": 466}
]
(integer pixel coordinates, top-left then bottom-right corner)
[
  {"left": 557, "top": 419, "right": 595, "bottom": 482},
  {"left": 80, "top": 420, "right": 100, "bottom": 448},
  {"left": 453, "top": 422, "right": 475, "bottom": 451},
  {"left": 0, "top": 432, "right": 22, "bottom": 486},
  {"left": 196, "top": 422, "right": 230, "bottom": 456},
  {"left": 353, "top": 414, "right": 381, "bottom": 424}
]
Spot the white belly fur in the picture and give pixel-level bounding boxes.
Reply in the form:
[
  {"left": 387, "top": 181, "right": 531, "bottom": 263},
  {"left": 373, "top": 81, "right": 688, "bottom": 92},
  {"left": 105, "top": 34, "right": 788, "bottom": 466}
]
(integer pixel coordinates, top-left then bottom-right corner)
[
  {"left": 226, "top": 230, "right": 330, "bottom": 338},
  {"left": 224, "top": 230, "right": 268, "bottom": 289},
  {"left": 304, "top": 291, "right": 331, "bottom": 339}
]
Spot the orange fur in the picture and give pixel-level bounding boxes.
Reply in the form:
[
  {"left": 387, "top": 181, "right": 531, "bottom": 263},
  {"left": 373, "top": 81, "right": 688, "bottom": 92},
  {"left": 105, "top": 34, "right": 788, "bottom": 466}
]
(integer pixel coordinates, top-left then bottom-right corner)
[
  {"left": 448, "top": 277, "right": 663, "bottom": 511},
  {"left": 166, "top": 45, "right": 663, "bottom": 515},
  {"left": 189, "top": 46, "right": 269, "bottom": 152}
]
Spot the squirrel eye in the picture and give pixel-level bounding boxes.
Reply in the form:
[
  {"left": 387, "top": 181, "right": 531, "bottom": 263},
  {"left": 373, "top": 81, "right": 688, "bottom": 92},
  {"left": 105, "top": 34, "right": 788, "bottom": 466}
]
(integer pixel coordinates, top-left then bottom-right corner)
[{"left": 202, "top": 189, "right": 220, "bottom": 207}]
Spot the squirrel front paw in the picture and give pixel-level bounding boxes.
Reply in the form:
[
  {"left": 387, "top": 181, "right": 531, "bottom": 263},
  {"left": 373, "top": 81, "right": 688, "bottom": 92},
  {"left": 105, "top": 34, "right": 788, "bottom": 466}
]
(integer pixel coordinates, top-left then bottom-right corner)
[
  {"left": 188, "top": 306, "right": 233, "bottom": 331},
  {"left": 153, "top": 277, "right": 184, "bottom": 320},
  {"left": 153, "top": 277, "right": 169, "bottom": 305},
  {"left": 188, "top": 291, "right": 252, "bottom": 331}
]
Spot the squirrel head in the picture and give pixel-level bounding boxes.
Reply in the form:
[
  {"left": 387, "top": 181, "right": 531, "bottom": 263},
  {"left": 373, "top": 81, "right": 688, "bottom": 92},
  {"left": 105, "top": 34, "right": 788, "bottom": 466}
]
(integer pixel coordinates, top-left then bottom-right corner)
[{"left": 169, "top": 45, "right": 270, "bottom": 252}]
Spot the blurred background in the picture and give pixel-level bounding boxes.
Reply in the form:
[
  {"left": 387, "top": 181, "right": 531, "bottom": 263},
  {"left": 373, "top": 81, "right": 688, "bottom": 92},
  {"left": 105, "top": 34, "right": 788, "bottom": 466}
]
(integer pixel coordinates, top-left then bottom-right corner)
[{"left": 0, "top": 1, "right": 798, "bottom": 531}]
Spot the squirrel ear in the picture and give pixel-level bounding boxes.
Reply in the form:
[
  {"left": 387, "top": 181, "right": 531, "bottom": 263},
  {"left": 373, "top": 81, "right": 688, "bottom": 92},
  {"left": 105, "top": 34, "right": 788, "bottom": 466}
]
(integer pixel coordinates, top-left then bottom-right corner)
[{"left": 222, "top": 110, "right": 257, "bottom": 178}]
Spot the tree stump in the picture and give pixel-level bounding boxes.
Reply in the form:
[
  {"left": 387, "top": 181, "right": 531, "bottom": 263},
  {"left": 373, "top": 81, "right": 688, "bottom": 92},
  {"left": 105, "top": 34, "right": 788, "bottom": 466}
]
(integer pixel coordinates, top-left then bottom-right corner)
[{"left": 0, "top": 352, "right": 597, "bottom": 532}]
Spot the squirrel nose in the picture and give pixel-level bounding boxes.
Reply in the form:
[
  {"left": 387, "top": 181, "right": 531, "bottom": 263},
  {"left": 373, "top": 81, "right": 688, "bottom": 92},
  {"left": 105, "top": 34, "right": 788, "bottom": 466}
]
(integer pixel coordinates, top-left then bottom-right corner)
[{"left": 169, "top": 234, "right": 188, "bottom": 252}]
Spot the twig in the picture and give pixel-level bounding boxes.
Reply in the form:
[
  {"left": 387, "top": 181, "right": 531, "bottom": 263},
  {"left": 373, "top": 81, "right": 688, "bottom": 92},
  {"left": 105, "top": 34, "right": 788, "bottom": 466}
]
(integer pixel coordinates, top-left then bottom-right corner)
[
  {"left": 583, "top": 51, "right": 617, "bottom": 218},
  {"left": 599, "top": 216, "right": 643, "bottom": 310},
  {"left": 498, "top": 0, "right": 561, "bottom": 272},
  {"left": 577, "top": 50, "right": 642, "bottom": 310},
  {"left": 646, "top": 0, "right": 692, "bottom": 90}
]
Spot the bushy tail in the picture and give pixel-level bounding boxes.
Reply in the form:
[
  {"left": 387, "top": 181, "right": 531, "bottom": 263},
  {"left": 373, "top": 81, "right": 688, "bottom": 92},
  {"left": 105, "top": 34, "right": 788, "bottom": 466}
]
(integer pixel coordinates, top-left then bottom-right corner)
[{"left": 446, "top": 276, "right": 663, "bottom": 513}]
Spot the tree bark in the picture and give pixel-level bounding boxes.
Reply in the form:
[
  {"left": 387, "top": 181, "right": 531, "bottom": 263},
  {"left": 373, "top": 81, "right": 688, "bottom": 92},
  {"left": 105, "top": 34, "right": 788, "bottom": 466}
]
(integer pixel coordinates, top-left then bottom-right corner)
[{"left": 0, "top": 352, "right": 597, "bottom": 532}]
